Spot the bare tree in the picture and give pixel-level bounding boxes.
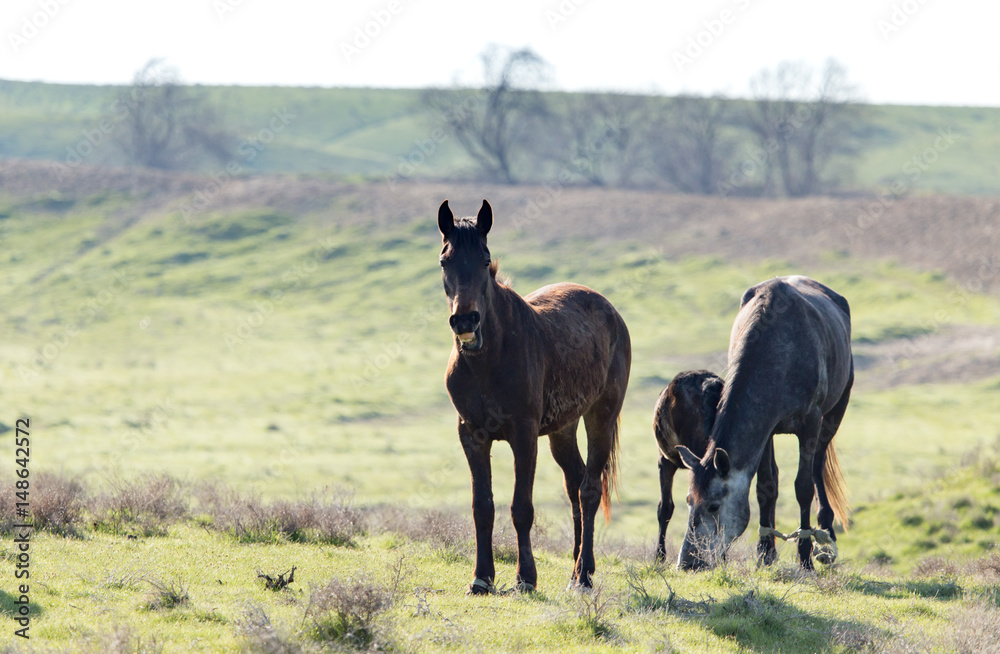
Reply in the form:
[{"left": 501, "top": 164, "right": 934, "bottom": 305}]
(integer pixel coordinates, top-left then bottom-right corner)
[
  {"left": 111, "top": 59, "right": 232, "bottom": 170},
  {"left": 560, "top": 93, "right": 652, "bottom": 187},
  {"left": 649, "top": 95, "right": 737, "bottom": 194},
  {"left": 423, "top": 45, "right": 551, "bottom": 184},
  {"left": 743, "top": 59, "right": 861, "bottom": 196}
]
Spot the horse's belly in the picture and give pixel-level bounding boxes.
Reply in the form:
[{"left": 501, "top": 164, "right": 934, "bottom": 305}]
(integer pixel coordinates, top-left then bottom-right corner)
[{"left": 540, "top": 386, "right": 597, "bottom": 434}]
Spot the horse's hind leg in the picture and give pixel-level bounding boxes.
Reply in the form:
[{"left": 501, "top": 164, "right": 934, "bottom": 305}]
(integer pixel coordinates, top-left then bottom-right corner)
[
  {"left": 656, "top": 455, "right": 678, "bottom": 563},
  {"left": 794, "top": 409, "right": 825, "bottom": 569},
  {"left": 755, "top": 434, "right": 779, "bottom": 566},
  {"left": 549, "top": 419, "right": 585, "bottom": 585},
  {"left": 578, "top": 395, "right": 623, "bottom": 588},
  {"left": 814, "top": 378, "right": 853, "bottom": 548}
]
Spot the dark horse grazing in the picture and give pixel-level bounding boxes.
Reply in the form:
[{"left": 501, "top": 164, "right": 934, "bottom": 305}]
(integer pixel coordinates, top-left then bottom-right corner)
[
  {"left": 675, "top": 276, "right": 853, "bottom": 570},
  {"left": 654, "top": 370, "right": 782, "bottom": 565},
  {"left": 652, "top": 370, "right": 723, "bottom": 562},
  {"left": 438, "top": 199, "right": 631, "bottom": 593}
]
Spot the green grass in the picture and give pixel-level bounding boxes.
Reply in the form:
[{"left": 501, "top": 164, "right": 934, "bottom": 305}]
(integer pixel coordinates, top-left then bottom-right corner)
[
  {"left": 1, "top": 518, "right": 998, "bottom": 653},
  {"left": 2, "top": 80, "right": 999, "bottom": 194}
]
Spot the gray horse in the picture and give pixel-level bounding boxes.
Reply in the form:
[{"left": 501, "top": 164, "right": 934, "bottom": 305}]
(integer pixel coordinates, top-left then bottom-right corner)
[{"left": 676, "top": 276, "right": 853, "bottom": 570}]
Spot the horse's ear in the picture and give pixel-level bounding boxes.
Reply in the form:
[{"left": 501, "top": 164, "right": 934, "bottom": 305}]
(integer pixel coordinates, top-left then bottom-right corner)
[
  {"left": 477, "top": 199, "right": 492, "bottom": 237},
  {"left": 438, "top": 200, "right": 454, "bottom": 238},
  {"left": 676, "top": 445, "right": 702, "bottom": 471},
  {"left": 713, "top": 448, "right": 730, "bottom": 479}
]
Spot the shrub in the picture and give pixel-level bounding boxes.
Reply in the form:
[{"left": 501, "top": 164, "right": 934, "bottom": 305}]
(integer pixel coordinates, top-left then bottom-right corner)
[
  {"left": 94, "top": 473, "right": 188, "bottom": 537},
  {"left": 303, "top": 560, "right": 404, "bottom": 650},
  {"left": 142, "top": 577, "right": 189, "bottom": 611}
]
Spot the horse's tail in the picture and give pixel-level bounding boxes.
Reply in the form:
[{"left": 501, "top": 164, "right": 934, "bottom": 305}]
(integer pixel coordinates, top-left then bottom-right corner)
[
  {"left": 601, "top": 413, "right": 621, "bottom": 524},
  {"left": 824, "top": 441, "right": 850, "bottom": 531}
]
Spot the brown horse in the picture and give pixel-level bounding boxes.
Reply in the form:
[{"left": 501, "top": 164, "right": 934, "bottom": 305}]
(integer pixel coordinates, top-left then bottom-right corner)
[
  {"left": 676, "top": 276, "right": 852, "bottom": 570},
  {"left": 438, "top": 199, "right": 631, "bottom": 593},
  {"left": 653, "top": 370, "right": 782, "bottom": 566}
]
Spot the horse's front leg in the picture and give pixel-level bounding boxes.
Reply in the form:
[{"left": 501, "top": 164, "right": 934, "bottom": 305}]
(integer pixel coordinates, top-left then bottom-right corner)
[
  {"left": 459, "top": 419, "right": 496, "bottom": 594},
  {"left": 656, "top": 455, "right": 677, "bottom": 563},
  {"left": 795, "top": 410, "right": 824, "bottom": 569},
  {"left": 755, "top": 434, "right": 779, "bottom": 566},
  {"left": 510, "top": 423, "right": 539, "bottom": 591}
]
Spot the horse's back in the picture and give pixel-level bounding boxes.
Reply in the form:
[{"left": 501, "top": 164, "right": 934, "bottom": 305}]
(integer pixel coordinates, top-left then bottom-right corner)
[
  {"left": 524, "top": 282, "right": 631, "bottom": 433},
  {"left": 740, "top": 276, "right": 850, "bottom": 339},
  {"left": 525, "top": 282, "right": 629, "bottom": 347},
  {"left": 732, "top": 276, "right": 852, "bottom": 414}
]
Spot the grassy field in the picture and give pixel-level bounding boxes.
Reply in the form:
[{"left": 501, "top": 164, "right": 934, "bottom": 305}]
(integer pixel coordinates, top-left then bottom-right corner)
[
  {"left": 1, "top": 79, "right": 999, "bottom": 194},
  {"left": 0, "top": 166, "right": 998, "bottom": 650}
]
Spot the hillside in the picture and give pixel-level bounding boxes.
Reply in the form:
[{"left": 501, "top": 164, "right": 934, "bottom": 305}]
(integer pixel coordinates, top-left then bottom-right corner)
[
  {"left": 1, "top": 159, "right": 998, "bottom": 531},
  {"left": 0, "top": 160, "right": 999, "bottom": 651},
  {"left": 2, "top": 80, "right": 1000, "bottom": 194}
]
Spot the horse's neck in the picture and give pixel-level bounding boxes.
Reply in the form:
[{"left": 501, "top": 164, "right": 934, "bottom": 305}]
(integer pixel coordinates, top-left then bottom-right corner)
[
  {"left": 477, "top": 281, "right": 530, "bottom": 359},
  {"left": 709, "top": 371, "right": 781, "bottom": 471}
]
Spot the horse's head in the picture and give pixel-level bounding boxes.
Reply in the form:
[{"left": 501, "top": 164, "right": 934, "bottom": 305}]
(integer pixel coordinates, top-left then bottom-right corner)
[
  {"left": 437, "top": 199, "right": 494, "bottom": 352},
  {"left": 675, "top": 445, "right": 751, "bottom": 570}
]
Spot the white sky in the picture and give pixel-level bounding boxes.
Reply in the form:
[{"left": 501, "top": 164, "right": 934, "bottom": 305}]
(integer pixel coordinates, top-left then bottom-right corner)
[{"left": 2, "top": 0, "right": 998, "bottom": 106}]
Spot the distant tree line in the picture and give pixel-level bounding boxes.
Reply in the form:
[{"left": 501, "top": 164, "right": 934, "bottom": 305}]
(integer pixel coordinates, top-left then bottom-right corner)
[{"left": 423, "top": 47, "right": 865, "bottom": 197}]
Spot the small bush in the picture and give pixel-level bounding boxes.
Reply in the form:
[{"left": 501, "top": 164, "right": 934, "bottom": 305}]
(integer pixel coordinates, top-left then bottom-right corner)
[
  {"left": 235, "top": 605, "right": 305, "bottom": 654},
  {"left": 0, "top": 472, "right": 88, "bottom": 537},
  {"left": 197, "top": 483, "right": 364, "bottom": 545},
  {"left": 303, "top": 558, "right": 404, "bottom": 649},
  {"left": 142, "top": 577, "right": 190, "bottom": 611},
  {"left": 972, "top": 553, "right": 1000, "bottom": 581},
  {"left": 913, "top": 556, "right": 959, "bottom": 578},
  {"left": 79, "top": 625, "right": 164, "bottom": 654},
  {"left": 94, "top": 474, "right": 188, "bottom": 537},
  {"left": 31, "top": 472, "right": 88, "bottom": 537},
  {"left": 573, "top": 580, "right": 617, "bottom": 640}
]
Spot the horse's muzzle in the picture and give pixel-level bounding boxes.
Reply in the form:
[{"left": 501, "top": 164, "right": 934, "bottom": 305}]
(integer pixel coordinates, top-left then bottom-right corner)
[
  {"left": 449, "top": 311, "right": 483, "bottom": 351},
  {"left": 450, "top": 311, "right": 480, "bottom": 337}
]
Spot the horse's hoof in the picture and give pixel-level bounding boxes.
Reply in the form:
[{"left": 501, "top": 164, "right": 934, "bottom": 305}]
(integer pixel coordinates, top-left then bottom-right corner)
[
  {"left": 466, "top": 578, "right": 494, "bottom": 596},
  {"left": 516, "top": 581, "right": 536, "bottom": 593},
  {"left": 815, "top": 550, "right": 837, "bottom": 565}
]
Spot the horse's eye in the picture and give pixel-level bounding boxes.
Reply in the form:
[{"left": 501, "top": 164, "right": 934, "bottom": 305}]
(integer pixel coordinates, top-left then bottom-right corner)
[
  {"left": 707, "top": 504, "right": 720, "bottom": 514},
  {"left": 484, "top": 260, "right": 490, "bottom": 268}
]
